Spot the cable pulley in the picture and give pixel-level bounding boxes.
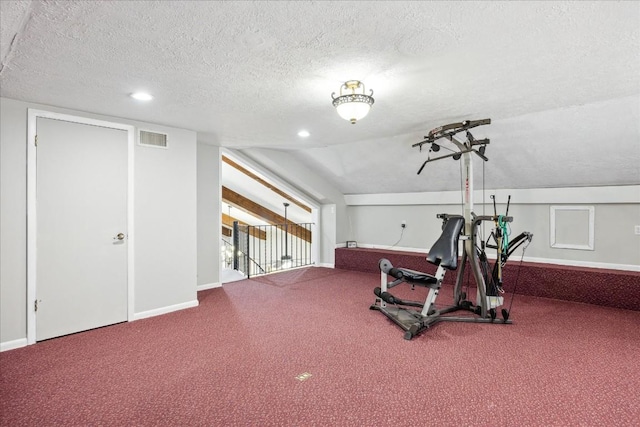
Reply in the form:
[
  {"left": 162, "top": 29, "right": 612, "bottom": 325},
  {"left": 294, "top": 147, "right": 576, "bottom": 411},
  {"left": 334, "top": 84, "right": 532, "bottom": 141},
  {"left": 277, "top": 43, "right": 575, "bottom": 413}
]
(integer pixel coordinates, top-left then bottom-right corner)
[{"left": 414, "top": 118, "right": 491, "bottom": 174}]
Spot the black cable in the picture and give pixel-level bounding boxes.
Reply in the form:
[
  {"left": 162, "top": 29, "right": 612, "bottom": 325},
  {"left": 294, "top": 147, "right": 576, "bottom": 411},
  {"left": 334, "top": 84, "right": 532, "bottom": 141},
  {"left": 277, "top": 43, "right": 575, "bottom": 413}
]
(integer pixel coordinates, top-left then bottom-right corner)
[
  {"left": 439, "top": 144, "right": 457, "bottom": 154},
  {"left": 459, "top": 158, "right": 464, "bottom": 215},
  {"left": 506, "top": 239, "right": 531, "bottom": 315},
  {"left": 482, "top": 158, "right": 486, "bottom": 242},
  {"left": 389, "top": 227, "right": 405, "bottom": 248}
]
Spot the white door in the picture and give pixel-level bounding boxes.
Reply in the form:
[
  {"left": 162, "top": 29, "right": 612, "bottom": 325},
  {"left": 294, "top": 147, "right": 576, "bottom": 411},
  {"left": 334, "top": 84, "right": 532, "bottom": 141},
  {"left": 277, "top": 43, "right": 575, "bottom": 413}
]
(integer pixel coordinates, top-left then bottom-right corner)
[{"left": 36, "top": 117, "right": 128, "bottom": 341}]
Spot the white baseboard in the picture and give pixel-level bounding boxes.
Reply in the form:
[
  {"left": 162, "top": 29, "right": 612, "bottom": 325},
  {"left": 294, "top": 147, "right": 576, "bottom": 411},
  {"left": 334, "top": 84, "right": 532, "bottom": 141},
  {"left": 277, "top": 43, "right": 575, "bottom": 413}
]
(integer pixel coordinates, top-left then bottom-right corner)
[
  {"left": 341, "top": 243, "right": 639, "bottom": 272},
  {"left": 467, "top": 251, "right": 638, "bottom": 272},
  {"left": 315, "top": 263, "right": 335, "bottom": 269},
  {"left": 133, "top": 299, "right": 199, "bottom": 321},
  {"left": 2, "top": 299, "right": 202, "bottom": 350},
  {"left": 1, "top": 338, "right": 28, "bottom": 352},
  {"left": 522, "top": 256, "right": 639, "bottom": 272},
  {"left": 341, "top": 242, "right": 429, "bottom": 254},
  {"left": 197, "top": 282, "right": 222, "bottom": 291}
]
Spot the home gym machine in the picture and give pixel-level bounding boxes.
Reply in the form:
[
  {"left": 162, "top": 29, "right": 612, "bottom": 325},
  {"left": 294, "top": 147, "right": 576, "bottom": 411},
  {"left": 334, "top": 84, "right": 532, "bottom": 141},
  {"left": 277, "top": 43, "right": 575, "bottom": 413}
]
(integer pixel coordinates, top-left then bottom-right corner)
[{"left": 370, "top": 119, "right": 533, "bottom": 340}]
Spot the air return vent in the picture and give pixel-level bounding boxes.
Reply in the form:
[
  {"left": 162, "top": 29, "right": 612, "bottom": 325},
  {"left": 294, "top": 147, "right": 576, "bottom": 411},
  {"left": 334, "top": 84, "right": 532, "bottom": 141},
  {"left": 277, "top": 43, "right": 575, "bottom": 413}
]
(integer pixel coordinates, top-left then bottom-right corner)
[{"left": 139, "top": 130, "right": 168, "bottom": 148}]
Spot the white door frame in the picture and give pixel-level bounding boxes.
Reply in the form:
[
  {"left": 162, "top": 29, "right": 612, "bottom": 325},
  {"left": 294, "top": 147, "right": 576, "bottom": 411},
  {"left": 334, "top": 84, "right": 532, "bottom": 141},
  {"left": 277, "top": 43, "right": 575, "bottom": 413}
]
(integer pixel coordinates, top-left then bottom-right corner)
[{"left": 27, "top": 109, "right": 135, "bottom": 345}]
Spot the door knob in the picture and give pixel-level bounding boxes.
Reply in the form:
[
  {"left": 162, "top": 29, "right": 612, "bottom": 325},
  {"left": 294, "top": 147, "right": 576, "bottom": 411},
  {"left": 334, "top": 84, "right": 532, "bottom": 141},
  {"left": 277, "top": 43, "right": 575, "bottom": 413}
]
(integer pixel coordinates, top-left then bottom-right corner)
[{"left": 114, "top": 233, "right": 125, "bottom": 241}]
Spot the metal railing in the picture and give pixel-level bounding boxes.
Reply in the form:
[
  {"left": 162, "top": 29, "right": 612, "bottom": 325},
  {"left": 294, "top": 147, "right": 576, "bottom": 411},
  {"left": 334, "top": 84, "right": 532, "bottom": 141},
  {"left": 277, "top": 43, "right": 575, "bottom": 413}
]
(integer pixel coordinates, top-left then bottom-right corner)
[
  {"left": 221, "top": 239, "right": 234, "bottom": 270},
  {"left": 233, "top": 221, "right": 313, "bottom": 278}
]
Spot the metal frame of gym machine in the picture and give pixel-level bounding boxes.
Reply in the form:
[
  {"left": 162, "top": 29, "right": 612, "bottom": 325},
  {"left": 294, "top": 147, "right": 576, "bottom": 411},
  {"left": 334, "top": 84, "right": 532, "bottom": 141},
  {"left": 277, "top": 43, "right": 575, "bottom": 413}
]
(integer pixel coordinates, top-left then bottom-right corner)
[{"left": 370, "top": 119, "right": 515, "bottom": 340}]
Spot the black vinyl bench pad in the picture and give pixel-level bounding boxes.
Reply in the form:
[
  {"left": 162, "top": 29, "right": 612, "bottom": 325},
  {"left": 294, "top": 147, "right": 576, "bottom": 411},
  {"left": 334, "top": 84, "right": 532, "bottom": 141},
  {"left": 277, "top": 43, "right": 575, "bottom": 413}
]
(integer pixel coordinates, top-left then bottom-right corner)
[{"left": 379, "top": 258, "right": 437, "bottom": 286}]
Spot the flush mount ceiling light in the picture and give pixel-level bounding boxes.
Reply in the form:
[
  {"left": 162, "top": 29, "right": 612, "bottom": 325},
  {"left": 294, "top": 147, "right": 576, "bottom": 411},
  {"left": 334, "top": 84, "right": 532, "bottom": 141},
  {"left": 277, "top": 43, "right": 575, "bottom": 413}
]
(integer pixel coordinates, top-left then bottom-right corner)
[
  {"left": 130, "top": 92, "right": 154, "bottom": 101},
  {"left": 331, "top": 80, "right": 374, "bottom": 124},
  {"left": 297, "top": 130, "right": 310, "bottom": 137}
]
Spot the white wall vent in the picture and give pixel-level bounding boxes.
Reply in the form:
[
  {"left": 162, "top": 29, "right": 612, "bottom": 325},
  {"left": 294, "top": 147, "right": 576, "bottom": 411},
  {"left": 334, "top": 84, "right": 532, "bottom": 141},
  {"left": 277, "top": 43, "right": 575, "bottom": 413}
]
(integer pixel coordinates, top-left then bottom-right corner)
[{"left": 139, "top": 130, "right": 168, "bottom": 148}]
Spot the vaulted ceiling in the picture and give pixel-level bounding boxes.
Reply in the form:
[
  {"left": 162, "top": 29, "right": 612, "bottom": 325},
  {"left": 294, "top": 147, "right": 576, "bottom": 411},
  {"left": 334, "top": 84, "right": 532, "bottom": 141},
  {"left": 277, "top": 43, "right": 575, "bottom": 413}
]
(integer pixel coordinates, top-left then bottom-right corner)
[{"left": 1, "top": 1, "right": 638, "bottom": 196}]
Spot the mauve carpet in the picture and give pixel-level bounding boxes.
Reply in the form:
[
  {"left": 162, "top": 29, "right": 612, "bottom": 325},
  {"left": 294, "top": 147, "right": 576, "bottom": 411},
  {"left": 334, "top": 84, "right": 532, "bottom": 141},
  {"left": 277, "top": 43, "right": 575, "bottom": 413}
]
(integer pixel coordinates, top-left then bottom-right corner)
[{"left": 1, "top": 267, "right": 639, "bottom": 426}]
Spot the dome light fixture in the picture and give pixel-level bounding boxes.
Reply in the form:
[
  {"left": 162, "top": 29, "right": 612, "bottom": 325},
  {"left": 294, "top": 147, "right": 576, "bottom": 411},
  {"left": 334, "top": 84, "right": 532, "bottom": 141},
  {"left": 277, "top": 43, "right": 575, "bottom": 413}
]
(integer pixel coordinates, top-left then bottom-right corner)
[
  {"left": 130, "top": 92, "right": 154, "bottom": 101},
  {"left": 331, "top": 80, "right": 374, "bottom": 124}
]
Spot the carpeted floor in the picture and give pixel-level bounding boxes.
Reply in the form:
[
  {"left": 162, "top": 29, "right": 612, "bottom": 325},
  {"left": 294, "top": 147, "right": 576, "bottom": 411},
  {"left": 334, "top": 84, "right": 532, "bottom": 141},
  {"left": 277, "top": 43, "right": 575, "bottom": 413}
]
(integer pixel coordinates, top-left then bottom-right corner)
[{"left": 1, "top": 267, "right": 639, "bottom": 426}]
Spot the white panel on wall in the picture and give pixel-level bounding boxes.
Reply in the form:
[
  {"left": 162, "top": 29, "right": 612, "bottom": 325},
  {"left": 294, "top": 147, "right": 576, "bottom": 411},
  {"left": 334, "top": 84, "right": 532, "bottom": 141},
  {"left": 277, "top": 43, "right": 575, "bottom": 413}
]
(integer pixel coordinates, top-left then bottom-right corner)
[{"left": 551, "top": 206, "right": 595, "bottom": 250}]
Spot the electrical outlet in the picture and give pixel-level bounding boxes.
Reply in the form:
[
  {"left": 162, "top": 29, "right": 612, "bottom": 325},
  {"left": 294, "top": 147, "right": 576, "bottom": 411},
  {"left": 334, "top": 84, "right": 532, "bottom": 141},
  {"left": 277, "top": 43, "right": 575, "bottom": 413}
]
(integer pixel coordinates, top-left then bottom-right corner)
[
  {"left": 401, "top": 220, "right": 406, "bottom": 228},
  {"left": 635, "top": 225, "right": 640, "bottom": 235}
]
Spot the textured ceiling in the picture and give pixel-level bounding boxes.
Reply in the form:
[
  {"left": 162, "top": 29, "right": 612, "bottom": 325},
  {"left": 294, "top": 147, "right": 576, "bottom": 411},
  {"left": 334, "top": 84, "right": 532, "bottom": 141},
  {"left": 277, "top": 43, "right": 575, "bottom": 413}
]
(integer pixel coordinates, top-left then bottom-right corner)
[{"left": 1, "top": 1, "right": 639, "bottom": 197}]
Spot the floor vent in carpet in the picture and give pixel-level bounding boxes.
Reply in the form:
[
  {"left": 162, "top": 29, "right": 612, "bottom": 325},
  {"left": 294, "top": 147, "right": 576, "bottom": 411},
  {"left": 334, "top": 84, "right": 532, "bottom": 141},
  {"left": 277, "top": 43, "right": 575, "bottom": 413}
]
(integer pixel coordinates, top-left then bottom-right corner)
[{"left": 295, "top": 372, "right": 312, "bottom": 382}]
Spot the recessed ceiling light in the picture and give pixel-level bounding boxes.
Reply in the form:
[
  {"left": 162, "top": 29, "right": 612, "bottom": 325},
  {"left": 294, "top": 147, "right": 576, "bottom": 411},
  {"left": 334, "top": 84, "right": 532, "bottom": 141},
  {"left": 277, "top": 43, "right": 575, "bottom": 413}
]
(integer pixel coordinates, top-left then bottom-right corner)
[
  {"left": 130, "top": 92, "right": 154, "bottom": 101},
  {"left": 297, "top": 130, "right": 310, "bottom": 137}
]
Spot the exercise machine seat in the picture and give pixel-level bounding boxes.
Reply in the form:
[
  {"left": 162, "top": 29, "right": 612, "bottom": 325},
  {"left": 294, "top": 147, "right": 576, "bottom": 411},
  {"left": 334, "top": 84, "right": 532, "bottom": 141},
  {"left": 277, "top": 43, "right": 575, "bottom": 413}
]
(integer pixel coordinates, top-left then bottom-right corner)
[
  {"left": 426, "top": 216, "right": 464, "bottom": 270},
  {"left": 379, "top": 258, "right": 437, "bottom": 286}
]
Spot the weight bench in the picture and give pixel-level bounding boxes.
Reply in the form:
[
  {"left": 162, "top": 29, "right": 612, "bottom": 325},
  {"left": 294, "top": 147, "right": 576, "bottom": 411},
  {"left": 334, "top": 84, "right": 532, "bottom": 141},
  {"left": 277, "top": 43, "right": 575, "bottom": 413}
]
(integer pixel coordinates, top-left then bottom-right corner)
[{"left": 370, "top": 215, "right": 465, "bottom": 339}]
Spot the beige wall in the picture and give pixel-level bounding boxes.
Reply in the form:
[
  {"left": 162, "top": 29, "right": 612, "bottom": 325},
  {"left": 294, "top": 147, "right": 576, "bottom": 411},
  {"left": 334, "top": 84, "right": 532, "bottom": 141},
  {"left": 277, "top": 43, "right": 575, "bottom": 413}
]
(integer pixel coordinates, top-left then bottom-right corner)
[
  {"left": 347, "top": 197, "right": 640, "bottom": 269},
  {"left": 197, "top": 143, "right": 221, "bottom": 287}
]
